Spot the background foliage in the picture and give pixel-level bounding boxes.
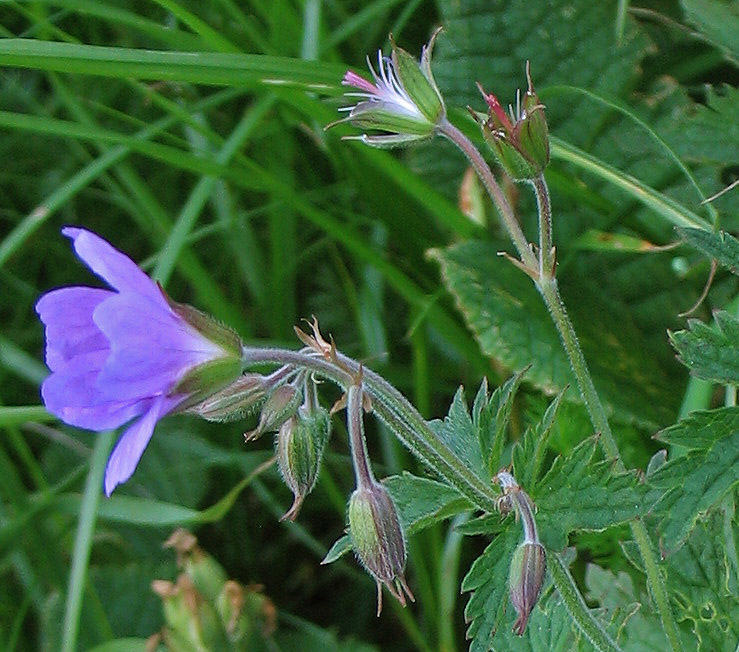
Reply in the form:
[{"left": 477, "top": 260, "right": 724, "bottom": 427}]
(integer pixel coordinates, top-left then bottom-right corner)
[{"left": 1, "top": 0, "right": 738, "bottom": 651}]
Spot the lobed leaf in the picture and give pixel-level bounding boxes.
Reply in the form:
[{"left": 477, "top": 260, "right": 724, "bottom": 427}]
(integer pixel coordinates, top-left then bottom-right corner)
[
  {"left": 535, "top": 436, "right": 646, "bottom": 551},
  {"left": 665, "top": 508, "right": 739, "bottom": 651},
  {"left": 670, "top": 311, "right": 739, "bottom": 384},
  {"left": 650, "top": 408, "right": 739, "bottom": 552},
  {"left": 431, "top": 241, "right": 678, "bottom": 429},
  {"left": 676, "top": 227, "right": 739, "bottom": 276},
  {"left": 461, "top": 527, "right": 518, "bottom": 652}
]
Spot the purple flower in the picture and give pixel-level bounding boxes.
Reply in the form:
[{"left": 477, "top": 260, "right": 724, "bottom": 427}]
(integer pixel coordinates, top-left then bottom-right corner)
[{"left": 36, "top": 228, "right": 243, "bottom": 495}]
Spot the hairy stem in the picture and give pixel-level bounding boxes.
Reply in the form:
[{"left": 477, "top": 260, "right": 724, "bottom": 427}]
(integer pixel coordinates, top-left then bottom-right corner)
[
  {"left": 436, "top": 118, "right": 537, "bottom": 271},
  {"left": 447, "top": 133, "right": 681, "bottom": 651},
  {"left": 241, "top": 346, "right": 499, "bottom": 513},
  {"left": 549, "top": 553, "right": 622, "bottom": 652},
  {"left": 529, "top": 179, "right": 681, "bottom": 652}
]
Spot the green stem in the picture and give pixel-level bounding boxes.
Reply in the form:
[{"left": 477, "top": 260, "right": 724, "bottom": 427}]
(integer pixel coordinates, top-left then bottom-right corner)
[
  {"left": 451, "top": 135, "right": 682, "bottom": 651},
  {"left": 241, "top": 346, "right": 499, "bottom": 513},
  {"left": 549, "top": 553, "right": 622, "bottom": 652},
  {"left": 436, "top": 119, "right": 536, "bottom": 271}
]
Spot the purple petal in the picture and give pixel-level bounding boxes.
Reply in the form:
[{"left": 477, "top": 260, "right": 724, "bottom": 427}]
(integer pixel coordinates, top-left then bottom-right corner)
[
  {"left": 103, "top": 394, "right": 179, "bottom": 496},
  {"left": 36, "top": 287, "right": 112, "bottom": 372},
  {"left": 62, "top": 227, "right": 164, "bottom": 305},
  {"left": 93, "top": 292, "right": 225, "bottom": 401},
  {"left": 41, "top": 350, "right": 147, "bottom": 430}
]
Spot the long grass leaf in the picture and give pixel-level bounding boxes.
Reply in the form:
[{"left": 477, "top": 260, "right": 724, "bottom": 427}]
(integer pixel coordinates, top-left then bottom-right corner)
[{"left": 0, "top": 39, "right": 345, "bottom": 90}]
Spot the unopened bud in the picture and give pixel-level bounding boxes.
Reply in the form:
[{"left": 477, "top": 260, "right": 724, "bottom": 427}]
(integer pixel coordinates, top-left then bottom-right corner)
[
  {"left": 276, "top": 406, "right": 331, "bottom": 521},
  {"left": 348, "top": 481, "right": 414, "bottom": 615},
  {"left": 186, "top": 373, "right": 267, "bottom": 422},
  {"left": 509, "top": 542, "right": 546, "bottom": 635},
  {"left": 164, "top": 529, "right": 227, "bottom": 604},
  {"left": 476, "top": 63, "right": 549, "bottom": 180},
  {"left": 245, "top": 384, "right": 301, "bottom": 442}
]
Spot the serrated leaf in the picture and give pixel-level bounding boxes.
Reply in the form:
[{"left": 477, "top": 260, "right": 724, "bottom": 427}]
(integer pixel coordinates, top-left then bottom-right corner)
[
  {"left": 513, "top": 388, "right": 567, "bottom": 491},
  {"left": 584, "top": 566, "right": 667, "bottom": 651},
  {"left": 535, "top": 436, "right": 646, "bottom": 551},
  {"left": 649, "top": 408, "right": 739, "bottom": 552},
  {"left": 427, "top": 386, "right": 488, "bottom": 486},
  {"left": 491, "top": 593, "right": 577, "bottom": 652},
  {"left": 431, "top": 241, "right": 677, "bottom": 428},
  {"left": 384, "top": 472, "right": 473, "bottom": 535},
  {"left": 473, "top": 370, "right": 527, "bottom": 475},
  {"left": 461, "top": 527, "right": 519, "bottom": 652},
  {"left": 670, "top": 311, "right": 739, "bottom": 383},
  {"left": 666, "top": 509, "right": 739, "bottom": 651},
  {"left": 677, "top": 227, "right": 739, "bottom": 276}
]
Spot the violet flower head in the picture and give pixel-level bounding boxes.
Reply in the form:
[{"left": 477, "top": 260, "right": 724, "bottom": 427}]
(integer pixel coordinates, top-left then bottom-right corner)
[
  {"left": 330, "top": 28, "right": 446, "bottom": 147},
  {"left": 36, "top": 228, "right": 243, "bottom": 495}
]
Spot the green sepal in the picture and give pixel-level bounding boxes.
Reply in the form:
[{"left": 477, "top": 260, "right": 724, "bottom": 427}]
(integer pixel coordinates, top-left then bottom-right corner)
[
  {"left": 482, "top": 122, "right": 540, "bottom": 180},
  {"left": 174, "top": 358, "right": 243, "bottom": 408},
  {"left": 391, "top": 38, "right": 444, "bottom": 124},
  {"left": 165, "top": 291, "right": 243, "bottom": 358}
]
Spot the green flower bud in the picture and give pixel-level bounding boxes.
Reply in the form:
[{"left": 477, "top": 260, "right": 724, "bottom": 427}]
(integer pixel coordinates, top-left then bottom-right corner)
[
  {"left": 508, "top": 542, "right": 546, "bottom": 635},
  {"left": 245, "top": 384, "right": 301, "bottom": 442},
  {"left": 186, "top": 373, "right": 267, "bottom": 422},
  {"left": 276, "top": 406, "right": 331, "bottom": 522},
  {"left": 164, "top": 529, "right": 227, "bottom": 604},
  {"left": 348, "top": 481, "right": 414, "bottom": 614}
]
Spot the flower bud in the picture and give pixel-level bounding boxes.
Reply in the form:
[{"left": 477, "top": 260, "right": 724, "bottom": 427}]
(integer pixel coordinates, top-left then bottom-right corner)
[
  {"left": 245, "top": 384, "right": 301, "bottom": 442},
  {"left": 330, "top": 29, "right": 446, "bottom": 148},
  {"left": 186, "top": 373, "right": 267, "bottom": 422},
  {"left": 164, "top": 528, "right": 227, "bottom": 604},
  {"left": 276, "top": 406, "right": 331, "bottom": 521},
  {"left": 508, "top": 542, "right": 546, "bottom": 635},
  {"left": 348, "top": 481, "right": 414, "bottom": 614},
  {"left": 475, "top": 63, "right": 549, "bottom": 180}
]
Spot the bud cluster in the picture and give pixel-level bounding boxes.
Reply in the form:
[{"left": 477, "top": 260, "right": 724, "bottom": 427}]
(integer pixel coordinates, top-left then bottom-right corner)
[{"left": 150, "top": 529, "right": 277, "bottom": 651}]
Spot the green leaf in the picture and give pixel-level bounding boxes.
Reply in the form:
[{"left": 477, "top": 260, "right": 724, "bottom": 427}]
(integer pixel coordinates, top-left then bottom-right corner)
[
  {"left": 83, "top": 639, "right": 149, "bottom": 652},
  {"left": 461, "top": 527, "right": 519, "bottom": 652},
  {"left": 677, "top": 227, "right": 739, "bottom": 276},
  {"left": 666, "top": 508, "right": 739, "bottom": 651},
  {"left": 535, "top": 436, "right": 646, "bottom": 551},
  {"left": 670, "top": 311, "right": 739, "bottom": 384},
  {"left": 0, "top": 39, "right": 346, "bottom": 91},
  {"left": 384, "top": 472, "right": 473, "bottom": 535},
  {"left": 473, "top": 370, "right": 527, "bottom": 476},
  {"left": 681, "top": 0, "right": 739, "bottom": 63},
  {"left": 322, "top": 535, "right": 352, "bottom": 565},
  {"left": 431, "top": 241, "right": 678, "bottom": 429},
  {"left": 513, "top": 388, "right": 566, "bottom": 491},
  {"left": 585, "top": 565, "right": 668, "bottom": 651},
  {"left": 427, "top": 386, "right": 488, "bottom": 486},
  {"left": 492, "top": 593, "right": 577, "bottom": 652},
  {"left": 650, "top": 408, "right": 739, "bottom": 552}
]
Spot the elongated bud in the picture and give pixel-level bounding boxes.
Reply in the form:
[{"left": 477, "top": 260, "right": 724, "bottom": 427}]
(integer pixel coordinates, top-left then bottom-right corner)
[
  {"left": 494, "top": 469, "right": 546, "bottom": 635},
  {"left": 509, "top": 542, "right": 546, "bottom": 635},
  {"left": 348, "top": 481, "right": 414, "bottom": 615},
  {"left": 245, "top": 384, "right": 301, "bottom": 442},
  {"left": 275, "top": 406, "right": 331, "bottom": 521},
  {"left": 186, "top": 373, "right": 267, "bottom": 422}
]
